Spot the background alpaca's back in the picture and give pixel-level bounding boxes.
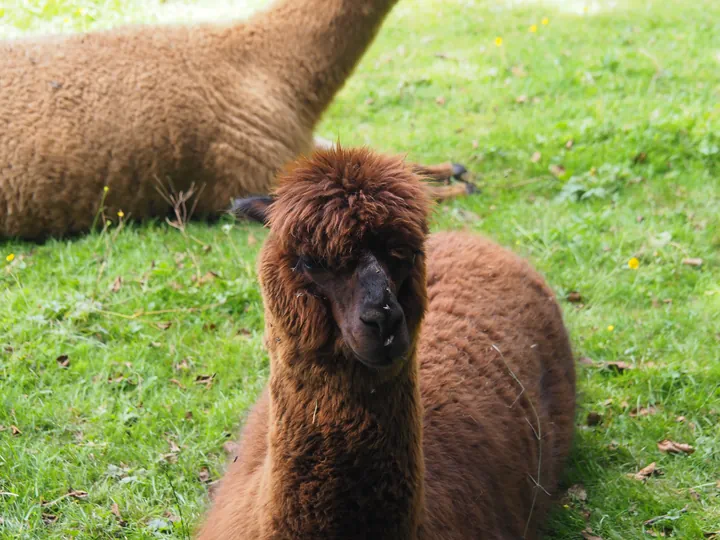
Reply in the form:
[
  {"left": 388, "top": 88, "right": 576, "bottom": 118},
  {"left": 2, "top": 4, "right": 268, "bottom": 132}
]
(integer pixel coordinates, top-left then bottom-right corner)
[
  {"left": 418, "top": 232, "right": 575, "bottom": 539},
  {"left": 0, "top": 22, "right": 308, "bottom": 239}
]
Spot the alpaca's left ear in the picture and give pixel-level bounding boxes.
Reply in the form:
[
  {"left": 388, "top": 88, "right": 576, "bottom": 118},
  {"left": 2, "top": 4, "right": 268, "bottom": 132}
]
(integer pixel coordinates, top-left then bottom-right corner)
[{"left": 230, "top": 195, "right": 275, "bottom": 225}]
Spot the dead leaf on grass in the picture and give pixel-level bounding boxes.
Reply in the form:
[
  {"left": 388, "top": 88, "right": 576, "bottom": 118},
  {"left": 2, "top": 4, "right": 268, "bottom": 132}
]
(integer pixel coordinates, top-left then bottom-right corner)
[
  {"left": 169, "top": 379, "right": 185, "bottom": 390},
  {"left": 682, "top": 258, "right": 703, "bottom": 267},
  {"left": 628, "top": 462, "right": 662, "bottom": 482},
  {"left": 603, "top": 361, "right": 633, "bottom": 373},
  {"left": 223, "top": 441, "right": 239, "bottom": 455},
  {"left": 657, "top": 439, "right": 695, "bottom": 455},
  {"left": 199, "top": 467, "right": 211, "bottom": 483},
  {"left": 549, "top": 164, "right": 566, "bottom": 177},
  {"left": 515, "top": 95, "right": 528, "bottom": 104},
  {"left": 164, "top": 510, "right": 181, "bottom": 522},
  {"left": 42, "top": 513, "right": 59, "bottom": 524},
  {"left": 567, "top": 291, "right": 583, "bottom": 303},
  {"left": 111, "top": 276, "right": 123, "bottom": 293},
  {"left": 578, "top": 356, "right": 594, "bottom": 366},
  {"left": 581, "top": 528, "right": 603, "bottom": 540},
  {"left": 195, "top": 374, "right": 216, "bottom": 389},
  {"left": 568, "top": 484, "right": 587, "bottom": 502},
  {"left": 629, "top": 405, "right": 658, "bottom": 417},
  {"left": 633, "top": 151, "right": 647, "bottom": 164},
  {"left": 56, "top": 355, "right": 70, "bottom": 368},
  {"left": 586, "top": 412, "right": 603, "bottom": 426},
  {"left": 531, "top": 151, "right": 541, "bottom": 163},
  {"left": 565, "top": 139, "right": 574, "bottom": 150},
  {"left": 194, "top": 271, "right": 219, "bottom": 285},
  {"left": 435, "top": 95, "right": 446, "bottom": 106},
  {"left": 157, "top": 322, "right": 172, "bottom": 330},
  {"left": 10, "top": 425, "right": 21, "bottom": 436},
  {"left": 676, "top": 416, "right": 686, "bottom": 423}
]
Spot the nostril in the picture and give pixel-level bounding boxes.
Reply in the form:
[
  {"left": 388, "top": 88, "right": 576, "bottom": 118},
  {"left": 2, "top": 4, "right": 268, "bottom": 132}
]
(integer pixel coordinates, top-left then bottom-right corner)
[{"left": 360, "top": 312, "right": 384, "bottom": 335}]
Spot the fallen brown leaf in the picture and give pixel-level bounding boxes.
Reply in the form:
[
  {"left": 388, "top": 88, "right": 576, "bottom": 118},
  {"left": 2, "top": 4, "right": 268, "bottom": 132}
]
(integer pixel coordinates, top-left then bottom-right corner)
[
  {"left": 435, "top": 95, "right": 446, "bottom": 106},
  {"left": 676, "top": 416, "right": 686, "bottom": 423},
  {"left": 157, "top": 322, "right": 172, "bottom": 330},
  {"left": 629, "top": 405, "right": 658, "bottom": 417},
  {"left": 10, "top": 425, "right": 21, "bottom": 436},
  {"left": 578, "top": 356, "right": 594, "bottom": 366},
  {"left": 111, "top": 503, "right": 121, "bottom": 518},
  {"left": 195, "top": 374, "right": 216, "bottom": 389},
  {"left": 657, "top": 439, "right": 695, "bottom": 455},
  {"left": 603, "top": 361, "right": 633, "bottom": 373},
  {"left": 111, "top": 276, "right": 123, "bottom": 293},
  {"left": 164, "top": 510, "right": 181, "bottom": 522},
  {"left": 586, "top": 412, "right": 603, "bottom": 426},
  {"left": 531, "top": 151, "right": 542, "bottom": 163},
  {"left": 568, "top": 484, "right": 587, "bottom": 502},
  {"left": 628, "top": 462, "right": 662, "bottom": 482},
  {"left": 633, "top": 151, "right": 647, "bottom": 164},
  {"left": 581, "top": 528, "right": 603, "bottom": 540},
  {"left": 199, "top": 467, "right": 211, "bottom": 483},
  {"left": 565, "top": 139, "right": 574, "bottom": 150},
  {"left": 567, "top": 291, "right": 583, "bottom": 303},
  {"left": 682, "top": 258, "right": 703, "bottom": 267},
  {"left": 515, "top": 95, "right": 528, "bottom": 104},
  {"left": 169, "top": 379, "right": 186, "bottom": 390},
  {"left": 196, "top": 271, "right": 219, "bottom": 285},
  {"left": 549, "top": 164, "right": 566, "bottom": 177},
  {"left": 174, "top": 359, "right": 190, "bottom": 371},
  {"left": 42, "top": 513, "right": 58, "bottom": 524},
  {"left": 56, "top": 355, "right": 70, "bottom": 368},
  {"left": 223, "top": 441, "right": 239, "bottom": 455}
]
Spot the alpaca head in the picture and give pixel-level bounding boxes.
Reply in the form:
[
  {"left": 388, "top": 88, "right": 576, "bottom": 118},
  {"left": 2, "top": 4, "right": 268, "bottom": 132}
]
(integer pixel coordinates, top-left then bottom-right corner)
[{"left": 241, "top": 147, "right": 431, "bottom": 374}]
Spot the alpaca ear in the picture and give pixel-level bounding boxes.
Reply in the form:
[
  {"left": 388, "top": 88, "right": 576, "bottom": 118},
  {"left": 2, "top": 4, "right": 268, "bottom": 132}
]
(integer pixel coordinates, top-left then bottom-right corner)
[{"left": 230, "top": 195, "right": 275, "bottom": 225}]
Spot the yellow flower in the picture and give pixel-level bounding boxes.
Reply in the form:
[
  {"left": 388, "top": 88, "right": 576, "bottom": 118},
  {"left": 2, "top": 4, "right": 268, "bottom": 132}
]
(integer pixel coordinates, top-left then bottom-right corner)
[
  {"left": 607, "top": 325, "right": 615, "bottom": 332},
  {"left": 77, "top": 8, "right": 86, "bottom": 14},
  {"left": 6, "top": 253, "right": 14, "bottom": 262},
  {"left": 63, "top": 17, "right": 70, "bottom": 23},
  {"left": 494, "top": 37, "right": 503, "bottom": 47},
  {"left": 103, "top": 186, "right": 109, "bottom": 193},
  {"left": 117, "top": 210, "right": 125, "bottom": 218},
  {"left": 529, "top": 24, "right": 538, "bottom": 33},
  {"left": 542, "top": 17, "right": 550, "bottom": 25},
  {"left": 628, "top": 257, "right": 640, "bottom": 270}
]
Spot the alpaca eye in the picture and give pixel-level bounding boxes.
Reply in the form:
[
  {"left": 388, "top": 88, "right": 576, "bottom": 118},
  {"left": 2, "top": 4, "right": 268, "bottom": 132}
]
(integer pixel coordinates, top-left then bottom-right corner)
[
  {"left": 390, "top": 248, "right": 416, "bottom": 265},
  {"left": 298, "top": 256, "right": 323, "bottom": 272}
]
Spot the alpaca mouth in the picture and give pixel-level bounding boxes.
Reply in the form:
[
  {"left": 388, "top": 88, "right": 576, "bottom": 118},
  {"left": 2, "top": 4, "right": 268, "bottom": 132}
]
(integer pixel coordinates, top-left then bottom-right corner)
[{"left": 348, "top": 340, "right": 407, "bottom": 370}]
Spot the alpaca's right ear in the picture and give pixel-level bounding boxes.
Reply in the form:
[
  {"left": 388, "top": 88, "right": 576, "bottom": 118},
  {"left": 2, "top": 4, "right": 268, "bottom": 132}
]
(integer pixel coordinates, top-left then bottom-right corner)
[{"left": 230, "top": 195, "right": 275, "bottom": 225}]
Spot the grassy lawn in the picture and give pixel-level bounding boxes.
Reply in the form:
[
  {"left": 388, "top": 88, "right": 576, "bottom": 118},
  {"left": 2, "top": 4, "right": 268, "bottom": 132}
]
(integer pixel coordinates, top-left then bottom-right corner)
[{"left": 2, "top": 0, "right": 719, "bottom": 538}]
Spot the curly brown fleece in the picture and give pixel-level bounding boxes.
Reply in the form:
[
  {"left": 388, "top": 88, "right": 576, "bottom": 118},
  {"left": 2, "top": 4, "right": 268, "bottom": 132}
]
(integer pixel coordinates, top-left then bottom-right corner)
[
  {"left": 0, "top": 0, "right": 410, "bottom": 240},
  {"left": 197, "top": 147, "right": 576, "bottom": 539}
]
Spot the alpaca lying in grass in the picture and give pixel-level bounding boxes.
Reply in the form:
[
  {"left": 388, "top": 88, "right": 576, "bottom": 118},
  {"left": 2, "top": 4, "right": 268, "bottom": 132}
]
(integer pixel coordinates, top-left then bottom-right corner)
[
  {"left": 0, "top": 0, "right": 471, "bottom": 241},
  {"left": 197, "top": 147, "right": 576, "bottom": 539}
]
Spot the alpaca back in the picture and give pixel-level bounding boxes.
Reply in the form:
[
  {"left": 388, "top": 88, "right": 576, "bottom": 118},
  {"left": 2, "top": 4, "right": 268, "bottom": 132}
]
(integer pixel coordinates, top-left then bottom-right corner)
[
  {"left": 0, "top": 24, "right": 309, "bottom": 239},
  {"left": 418, "top": 232, "right": 575, "bottom": 539}
]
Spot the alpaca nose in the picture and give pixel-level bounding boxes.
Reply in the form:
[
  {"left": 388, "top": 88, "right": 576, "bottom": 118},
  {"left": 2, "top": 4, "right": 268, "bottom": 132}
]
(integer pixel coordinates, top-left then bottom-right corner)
[{"left": 360, "top": 303, "right": 402, "bottom": 345}]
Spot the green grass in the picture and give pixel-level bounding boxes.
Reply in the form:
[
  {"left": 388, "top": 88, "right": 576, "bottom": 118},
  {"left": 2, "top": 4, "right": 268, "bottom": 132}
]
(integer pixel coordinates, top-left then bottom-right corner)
[{"left": 1, "top": 0, "right": 719, "bottom": 538}]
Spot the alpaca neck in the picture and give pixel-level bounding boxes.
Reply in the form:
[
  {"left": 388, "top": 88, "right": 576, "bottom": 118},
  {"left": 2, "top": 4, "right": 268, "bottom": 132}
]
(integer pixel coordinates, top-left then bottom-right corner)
[
  {"left": 247, "top": 0, "right": 398, "bottom": 123},
  {"left": 264, "top": 348, "right": 424, "bottom": 539}
]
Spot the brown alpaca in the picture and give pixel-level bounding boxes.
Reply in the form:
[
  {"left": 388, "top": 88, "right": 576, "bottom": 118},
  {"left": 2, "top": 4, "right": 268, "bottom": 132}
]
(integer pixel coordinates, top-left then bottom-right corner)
[
  {"left": 0, "top": 0, "right": 471, "bottom": 241},
  {"left": 198, "top": 147, "right": 576, "bottom": 539}
]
